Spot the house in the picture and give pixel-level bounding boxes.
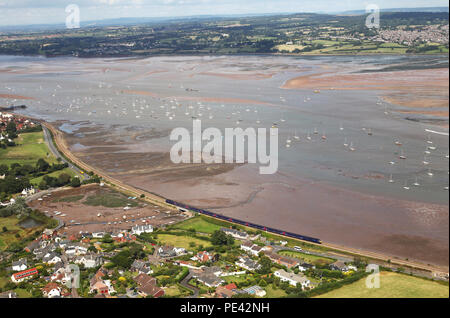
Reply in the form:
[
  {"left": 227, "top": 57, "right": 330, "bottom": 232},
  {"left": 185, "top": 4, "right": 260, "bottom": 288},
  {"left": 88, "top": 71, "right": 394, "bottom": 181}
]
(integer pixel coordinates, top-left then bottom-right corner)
[
  {"left": 21, "top": 187, "right": 36, "bottom": 197},
  {"left": 298, "top": 262, "right": 315, "bottom": 272},
  {"left": 235, "top": 256, "right": 261, "bottom": 271},
  {"left": 131, "top": 224, "right": 153, "bottom": 235},
  {"left": 241, "top": 285, "right": 266, "bottom": 297},
  {"left": 64, "top": 243, "right": 88, "bottom": 256},
  {"left": 194, "top": 251, "right": 213, "bottom": 263},
  {"left": 11, "top": 267, "right": 39, "bottom": 283},
  {"left": 0, "top": 291, "right": 17, "bottom": 298},
  {"left": 92, "top": 232, "right": 105, "bottom": 239},
  {"left": 264, "top": 251, "right": 299, "bottom": 268},
  {"left": 11, "top": 258, "right": 27, "bottom": 271},
  {"left": 157, "top": 245, "right": 177, "bottom": 258},
  {"left": 192, "top": 267, "right": 224, "bottom": 288},
  {"left": 133, "top": 273, "right": 164, "bottom": 298},
  {"left": 240, "top": 241, "right": 267, "bottom": 256},
  {"left": 131, "top": 259, "right": 153, "bottom": 275},
  {"left": 41, "top": 229, "right": 56, "bottom": 240},
  {"left": 42, "top": 252, "right": 62, "bottom": 265},
  {"left": 50, "top": 268, "right": 72, "bottom": 286},
  {"left": 215, "top": 285, "right": 237, "bottom": 298},
  {"left": 330, "top": 261, "right": 349, "bottom": 272},
  {"left": 113, "top": 232, "right": 136, "bottom": 243},
  {"left": 274, "top": 270, "right": 310, "bottom": 289},
  {"left": 90, "top": 268, "right": 114, "bottom": 296},
  {"left": 221, "top": 227, "right": 249, "bottom": 240},
  {"left": 42, "top": 282, "right": 62, "bottom": 298},
  {"left": 74, "top": 254, "right": 103, "bottom": 268}
]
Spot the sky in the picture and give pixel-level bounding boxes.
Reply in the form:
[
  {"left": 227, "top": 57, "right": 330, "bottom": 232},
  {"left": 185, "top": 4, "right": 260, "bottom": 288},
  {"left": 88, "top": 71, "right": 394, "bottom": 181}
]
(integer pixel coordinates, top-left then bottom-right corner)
[{"left": 0, "top": 0, "right": 448, "bottom": 26}]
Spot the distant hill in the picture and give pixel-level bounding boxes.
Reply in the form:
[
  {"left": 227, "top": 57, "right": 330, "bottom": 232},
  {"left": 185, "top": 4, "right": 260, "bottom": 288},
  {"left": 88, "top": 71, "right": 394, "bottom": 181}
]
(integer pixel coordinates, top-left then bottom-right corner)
[{"left": 339, "top": 6, "right": 449, "bottom": 15}]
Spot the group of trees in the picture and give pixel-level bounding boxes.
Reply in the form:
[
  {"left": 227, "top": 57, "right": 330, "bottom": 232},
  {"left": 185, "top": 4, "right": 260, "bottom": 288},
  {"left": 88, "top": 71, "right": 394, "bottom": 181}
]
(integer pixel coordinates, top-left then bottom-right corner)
[{"left": 211, "top": 230, "right": 235, "bottom": 246}]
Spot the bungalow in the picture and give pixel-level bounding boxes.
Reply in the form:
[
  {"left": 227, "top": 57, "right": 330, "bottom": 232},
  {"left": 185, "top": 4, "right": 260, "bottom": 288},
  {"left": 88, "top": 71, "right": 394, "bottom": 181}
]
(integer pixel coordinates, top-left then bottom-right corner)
[
  {"left": 11, "top": 258, "right": 27, "bottom": 271},
  {"left": 274, "top": 270, "right": 310, "bottom": 289},
  {"left": 264, "top": 251, "right": 299, "bottom": 268},
  {"left": 131, "top": 224, "right": 153, "bottom": 235},
  {"left": 298, "top": 262, "right": 315, "bottom": 272},
  {"left": 330, "top": 261, "right": 349, "bottom": 272},
  {"left": 133, "top": 273, "right": 164, "bottom": 298},
  {"left": 191, "top": 266, "right": 224, "bottom": 288},
  {"left": 11, "top": 267, "right": 39, "bottom": 283},
  {"left": 235, "top": 256, "right": 261, "bottom": 271},
  {"left": 192, "top": 272, "right": 224, "bottom": 288},
  {"left": 220, "top": 228, "right": 249, "bottom": 240}
]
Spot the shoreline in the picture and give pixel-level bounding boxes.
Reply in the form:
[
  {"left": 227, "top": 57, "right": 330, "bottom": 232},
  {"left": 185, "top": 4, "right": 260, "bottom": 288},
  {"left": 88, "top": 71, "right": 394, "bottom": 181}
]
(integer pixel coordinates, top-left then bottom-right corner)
[{"left": 30, "top": 117, "right": 449, "bottom": 273}]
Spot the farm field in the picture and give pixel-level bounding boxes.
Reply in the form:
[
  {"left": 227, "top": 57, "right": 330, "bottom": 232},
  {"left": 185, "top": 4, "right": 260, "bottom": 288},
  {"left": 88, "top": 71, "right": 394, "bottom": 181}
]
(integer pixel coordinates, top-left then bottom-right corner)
[
  {"left": 316, "top": 271, "right": 449, "bottom": 298},
  {"left": 0, "top": 131, "right": 56, "bottom": 167},
  {"left": 173, "top": 216, "right": 223, "bottom": 234}
]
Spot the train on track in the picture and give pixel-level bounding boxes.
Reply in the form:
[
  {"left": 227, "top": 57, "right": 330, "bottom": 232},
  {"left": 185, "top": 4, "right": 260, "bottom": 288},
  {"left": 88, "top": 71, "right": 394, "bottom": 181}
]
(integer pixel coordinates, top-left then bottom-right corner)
[{"left": 166, "top": 199, "right": 322, "bottom": 244}]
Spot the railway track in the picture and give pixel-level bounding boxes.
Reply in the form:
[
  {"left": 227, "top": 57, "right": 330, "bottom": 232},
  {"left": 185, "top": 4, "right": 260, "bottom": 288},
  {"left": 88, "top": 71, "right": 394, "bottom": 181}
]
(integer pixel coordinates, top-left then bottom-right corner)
[{"left": 43, "top": 121, "right": 449, "bottom": 275}]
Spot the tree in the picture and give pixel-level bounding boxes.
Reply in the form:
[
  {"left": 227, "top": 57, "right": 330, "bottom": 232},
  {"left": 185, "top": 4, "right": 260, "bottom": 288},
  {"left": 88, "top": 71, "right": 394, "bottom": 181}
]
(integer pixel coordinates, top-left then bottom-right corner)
[
  {"left": 6, "top": 122, "right": 17, "bottom": 135},
  {"left": 0, "top": 164, "right": 8, "bottom": 175},
  {"left": 70, "top": 177, "right": 81, "bottom": 188},
  {"left": 211, "top": 230, "right": 234, "bottom": 246},
  {"left": 57, "top": 173, "right": 71, "bottom": 186},
  {"left": 36, "top": 158, "right": 50, "bottom": 172}
]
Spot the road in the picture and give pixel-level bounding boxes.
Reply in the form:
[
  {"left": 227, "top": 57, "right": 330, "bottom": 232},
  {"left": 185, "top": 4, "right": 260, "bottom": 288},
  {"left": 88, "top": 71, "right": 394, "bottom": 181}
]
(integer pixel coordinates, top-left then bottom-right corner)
[
  {"left": 180, "top": 272, "right": 199, "bottom": 298},
  {"left": 42, "top": 125, "right": 88, "bottom": 181}
]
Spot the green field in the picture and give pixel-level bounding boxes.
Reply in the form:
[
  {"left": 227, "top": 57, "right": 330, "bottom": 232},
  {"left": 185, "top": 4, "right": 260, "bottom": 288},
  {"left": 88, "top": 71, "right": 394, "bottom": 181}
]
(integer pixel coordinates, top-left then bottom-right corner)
[
  {"left": 0, "top": 216, "right": 44, "bottom": 250},
  {"left": 173, "top": 216, "right": 223, "bottom": 234},
  {"left": 157, "top": 234, "right": 211, "bottom": 249},
  {"left": 30, "top": 167, "right": 75, "bottom": 185},
  {"left": 264, "top": 285, "right": 287, "bottom": 298},
  {"left": 316, "top": 272, "right": 449, "bottom": 298},
  {"left": 278, "top": 250, "right": 335, "bottom": 266},
  {"left": 0, "top": 132, "right": 56, "bottom": 167}
]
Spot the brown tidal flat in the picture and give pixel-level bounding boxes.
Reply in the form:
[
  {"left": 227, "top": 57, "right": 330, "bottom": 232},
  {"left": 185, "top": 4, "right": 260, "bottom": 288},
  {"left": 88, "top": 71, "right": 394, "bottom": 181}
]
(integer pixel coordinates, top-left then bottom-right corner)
[
  {"left": 0, "top": 93, "right": 35, "bottom": 100},
  {"left": 283, "top": 68, "right": 449, "bottom": 118},
  {"left": 122, "top": 89, "right": 270, "bottom": 105}
]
